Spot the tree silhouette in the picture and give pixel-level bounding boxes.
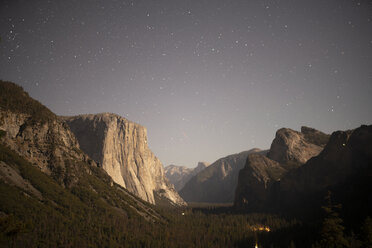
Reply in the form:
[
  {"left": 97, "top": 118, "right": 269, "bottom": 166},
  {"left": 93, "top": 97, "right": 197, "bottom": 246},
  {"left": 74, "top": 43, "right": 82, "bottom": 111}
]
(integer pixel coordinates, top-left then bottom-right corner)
[
  {"left": 361, "top": 216, "right": 372, "bottom": 248},
  {"left": 316, "top": 191, "right": 349, "bottom": 248}
]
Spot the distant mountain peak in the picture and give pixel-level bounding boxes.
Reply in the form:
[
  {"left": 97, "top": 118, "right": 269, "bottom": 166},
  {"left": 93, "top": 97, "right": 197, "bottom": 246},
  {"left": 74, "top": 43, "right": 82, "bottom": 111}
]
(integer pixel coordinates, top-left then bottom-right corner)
[
  {"left": 164, "top": 162, "right": 210, "bottom": 192},
  {"left": 179, "top": 149, "right": 263, "bottom": 203},
  {"left": 194, "top": 161, "right": 210, "bottom": 172}
]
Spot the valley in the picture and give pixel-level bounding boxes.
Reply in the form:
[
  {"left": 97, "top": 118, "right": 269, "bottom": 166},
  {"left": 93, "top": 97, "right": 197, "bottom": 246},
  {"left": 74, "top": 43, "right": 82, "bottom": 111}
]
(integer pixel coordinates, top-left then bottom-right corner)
[
  {"left": 1, "top": 0, "right": 371, "bottom": 246},
  {"left": 0, "top": 80, "right": 371, "bottom": 247}
]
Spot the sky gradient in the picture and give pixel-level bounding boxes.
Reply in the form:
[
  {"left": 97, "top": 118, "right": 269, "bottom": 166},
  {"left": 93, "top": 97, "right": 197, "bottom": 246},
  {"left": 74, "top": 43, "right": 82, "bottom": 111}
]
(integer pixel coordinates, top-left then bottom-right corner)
[{"left": 1, "top": 0, "right": 371, "bottom": 167}]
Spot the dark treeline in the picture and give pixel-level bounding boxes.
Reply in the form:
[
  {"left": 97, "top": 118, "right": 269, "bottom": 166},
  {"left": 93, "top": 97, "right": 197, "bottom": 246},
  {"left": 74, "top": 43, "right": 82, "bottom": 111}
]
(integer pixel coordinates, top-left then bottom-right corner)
[
  {"left": 0, "top": 130, "right": 371, "bottom": 247},
  {"left": 1, "top": 178, "right": 371, "bottom": 248}
]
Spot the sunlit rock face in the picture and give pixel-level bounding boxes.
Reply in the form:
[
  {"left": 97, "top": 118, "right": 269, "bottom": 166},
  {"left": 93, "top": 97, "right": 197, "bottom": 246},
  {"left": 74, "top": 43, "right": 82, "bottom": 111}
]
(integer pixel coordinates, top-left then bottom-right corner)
[
  {"left": 165, "top": 162, "right": 210, "bottom": 191},
  {"left": 64, "top": 113, "right": 186, "bottom": 206}
]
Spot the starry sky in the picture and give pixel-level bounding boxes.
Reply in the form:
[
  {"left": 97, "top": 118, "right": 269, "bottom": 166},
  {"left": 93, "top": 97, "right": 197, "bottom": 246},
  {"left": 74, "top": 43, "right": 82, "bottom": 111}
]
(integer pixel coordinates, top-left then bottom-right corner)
[{"left": 1, "top": 0, "right": 371, "bottom": 168}]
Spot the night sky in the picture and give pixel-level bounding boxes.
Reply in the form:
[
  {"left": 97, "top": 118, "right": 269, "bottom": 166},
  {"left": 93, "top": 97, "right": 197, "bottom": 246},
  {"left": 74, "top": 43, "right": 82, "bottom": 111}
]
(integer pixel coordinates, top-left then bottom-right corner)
[{"left": 1, "top": 0, "right": 371, "bottom": 168}]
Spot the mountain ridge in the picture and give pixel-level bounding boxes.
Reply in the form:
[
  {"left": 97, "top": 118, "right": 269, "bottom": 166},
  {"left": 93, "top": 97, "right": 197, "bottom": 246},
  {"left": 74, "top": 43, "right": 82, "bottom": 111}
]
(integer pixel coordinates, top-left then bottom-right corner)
[
  {"left": 164, "top": 161, "right": 210, "bottom": 191},
  {"left": 234, "top": 124, "right": 372, "bottom": 228},
  {"left": 179, "top": 148, "right": 264, "bottom": 203}
]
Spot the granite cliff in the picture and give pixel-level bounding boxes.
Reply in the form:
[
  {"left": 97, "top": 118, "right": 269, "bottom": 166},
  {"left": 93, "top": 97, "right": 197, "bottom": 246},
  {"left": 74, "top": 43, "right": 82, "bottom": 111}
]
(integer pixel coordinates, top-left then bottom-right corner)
[
  {"left": 267, "top": 126, "right": 329, "bottom": 168},
  {"left": 165, "top": 162, "right": 209, "bottom": 191},
  {"left": 235, "top": 125, "right": 372, "bottom": 224},
  {"left": 0, "top": 81, "right": 96, "bottom": 187},
  {"left": 235, "top": 126, "right": 329, "bottom": 210},
  {"left": 234, "top": 154, "right": 286, "bottom": 210},
  {"left": 275, "top": 125, "right": 372, "bottom": 204},
  {"left": 265, "top": 125, "right": 372, "bottom": 224},
  {"left": 64, "top": 113, "right": 186, "bottom": 206}
]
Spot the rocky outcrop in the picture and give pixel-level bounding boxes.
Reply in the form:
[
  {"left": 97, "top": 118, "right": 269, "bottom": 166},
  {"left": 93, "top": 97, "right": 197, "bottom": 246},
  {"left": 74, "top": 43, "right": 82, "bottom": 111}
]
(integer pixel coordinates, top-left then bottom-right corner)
[
  {"left": 0, "top": 82, "right": 95, "bottom": 187},
  {"left": 165, "top": 162, "right": 209, "bottom": 191},
  {"left": 267, "top": 127, "right": 329, "bottom": 168},
  {"left": 300, "top": 126, "right": 330, "bottom": 147},
  {"left": 277, "top": 125, "right": 371, "bottom": 194},
  {"left": 234, "top": 154, "right": 286, "bottom": 209},
  {"left": 266, "top": 125, "right": 372, "bottom": 219},
  {"left": 0, "top": 111, "right": 91, "bottom": 176},
  {"left": 235, "top": 125, "right": 372, "bottom": 219},
  {"left": 179, "top": 149, "right": 263, "bottom": 203},
  {"left": 234, "top": 126, "right": 329, "bottom": 211},
  {"left": 64, "top": 113, "right": 186, "bottom": 206},
  {"left": 193, "top": 161, "right": 210, "bottom": 175}
]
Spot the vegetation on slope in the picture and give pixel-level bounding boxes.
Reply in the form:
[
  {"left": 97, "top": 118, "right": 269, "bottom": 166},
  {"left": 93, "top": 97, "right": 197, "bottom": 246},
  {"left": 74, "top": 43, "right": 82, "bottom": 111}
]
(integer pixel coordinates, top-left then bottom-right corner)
[
  {"left": 0, "top": 132, "right": 371, "bottom": 248},
  {"left": 0, "top": 142, "right": 168, "bottom": 247},
  {"left": 0, "top": 80, "right": 56, "bottom": 124},
  {"left": 0, "top": 138, "right": 299, "bottom": 247},
  {"left": 0, "top": 142, "right": 306, "bottom": 248}
]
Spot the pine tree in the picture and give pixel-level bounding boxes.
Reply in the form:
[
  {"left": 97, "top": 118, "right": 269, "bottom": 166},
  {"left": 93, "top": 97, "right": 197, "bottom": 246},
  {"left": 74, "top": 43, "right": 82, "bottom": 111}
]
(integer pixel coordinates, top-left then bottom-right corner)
[
  {"left": 361, "top": 216, "right": 372, "bottom": 248},
  {"left": 318, "top": 191, "right": 349, "bottom": 248}
]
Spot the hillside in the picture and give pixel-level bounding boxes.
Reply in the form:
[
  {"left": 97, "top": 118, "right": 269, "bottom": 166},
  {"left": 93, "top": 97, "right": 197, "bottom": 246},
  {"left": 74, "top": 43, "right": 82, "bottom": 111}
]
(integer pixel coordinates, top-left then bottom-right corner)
[
  {"left": 0, "top": 80, "right": 165, "bottom": 246},
  {"left": 0, "top": 142, "right": 166, "bottom": 247}
]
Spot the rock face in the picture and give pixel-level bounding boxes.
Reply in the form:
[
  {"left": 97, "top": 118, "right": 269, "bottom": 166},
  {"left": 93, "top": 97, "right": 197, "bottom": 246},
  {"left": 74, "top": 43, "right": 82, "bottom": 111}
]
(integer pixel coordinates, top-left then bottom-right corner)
[
  {"left": 179, "top": 149, "right": 263, "bottom": 203},
  {"left": 234, "top": 126, "right": 330, "bottom": 210},
  {"left": 193, "top": 161, "right": 210, "bottom": 175},
  {"left": 0, "top": 112, "right": 89, "bottom": 174},
  {"left": 234, "top": 154, "right": 286, "bottom": 209},
  {"left": 0, "top": 82, "right": 95, "bottom": 187},
  {"left": 235, "top": 125, "right": 372, "bottom": 220},
  {"left": 64, "top": 113, "right": 186, "bottom": 206},
  {"left": 267, "top": 127, "right": 329, "bottom": 168},
  {"left": 265, "top": 125, "right": 372, "bottom": 220},
  {"left": 165, "top": 165, "right": 193, "bottom": 191},
  {"left": 165, "top": 162, "right": 210, "bottom": 191},
  {"left": 277, "top": 125, "right": 371, "bottom": 195}
]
